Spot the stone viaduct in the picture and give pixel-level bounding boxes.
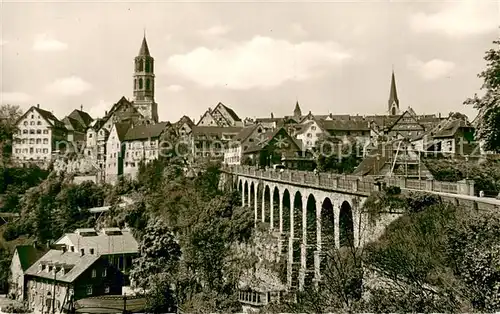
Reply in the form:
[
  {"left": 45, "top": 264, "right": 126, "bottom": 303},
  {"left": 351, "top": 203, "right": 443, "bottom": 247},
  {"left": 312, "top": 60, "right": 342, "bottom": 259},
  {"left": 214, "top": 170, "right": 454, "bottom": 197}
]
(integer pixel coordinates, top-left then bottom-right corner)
[{"left": 221, "top": 165, "right": 499, "bottom": 291}]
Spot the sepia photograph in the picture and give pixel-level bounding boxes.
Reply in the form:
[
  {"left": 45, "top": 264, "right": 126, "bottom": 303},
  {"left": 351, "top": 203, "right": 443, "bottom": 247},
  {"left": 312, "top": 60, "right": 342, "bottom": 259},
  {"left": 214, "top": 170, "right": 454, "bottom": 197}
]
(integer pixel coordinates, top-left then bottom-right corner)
[{"left": 0, "top": 0, "right": 500, "bottom": 313}]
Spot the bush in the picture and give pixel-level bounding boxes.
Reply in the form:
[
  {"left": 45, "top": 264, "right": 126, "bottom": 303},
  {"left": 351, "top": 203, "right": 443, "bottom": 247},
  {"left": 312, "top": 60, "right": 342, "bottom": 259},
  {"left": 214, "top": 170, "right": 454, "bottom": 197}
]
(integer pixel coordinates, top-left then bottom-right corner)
[
  {"left": 406, "top": 192, "right": 441, "bottom": 213},
  {"left": 1, "top": 304, "right": 30, "bottom": 313},
  {"left": 385, "top": 185, "right": 401, "bottom": 195}
]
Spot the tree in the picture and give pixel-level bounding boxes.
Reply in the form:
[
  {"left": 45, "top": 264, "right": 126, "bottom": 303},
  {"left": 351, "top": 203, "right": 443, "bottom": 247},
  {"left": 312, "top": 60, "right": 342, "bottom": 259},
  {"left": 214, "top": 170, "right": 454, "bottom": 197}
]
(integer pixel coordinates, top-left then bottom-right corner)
[
  {"left": 130, "top": 218, "right": 181, "bottom": 313},
  {"left": 464, "top": 38, "right": 500, "bottom": 152},
  {"left": 0, "top": 104, "right": 22, "bottom": 163}
]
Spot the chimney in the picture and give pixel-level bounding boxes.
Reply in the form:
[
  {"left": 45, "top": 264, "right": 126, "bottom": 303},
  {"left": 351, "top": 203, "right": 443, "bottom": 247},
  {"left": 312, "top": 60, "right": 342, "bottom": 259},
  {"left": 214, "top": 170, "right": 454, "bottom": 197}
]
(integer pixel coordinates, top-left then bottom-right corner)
[
  {"left": 80, "top": 105, "right": 83, "bottom": 111},
  {"left": 105, "top": 111, "right": 108, "bottom": 116},
  {"left": 37, "top": 104, "right": 40, "bottom": 108},
  {"left": 439, "top": 112, "right": 441, "bottom": 119},
  {"left": 271, "top": 112, "right": 274, "bottom": 119}
]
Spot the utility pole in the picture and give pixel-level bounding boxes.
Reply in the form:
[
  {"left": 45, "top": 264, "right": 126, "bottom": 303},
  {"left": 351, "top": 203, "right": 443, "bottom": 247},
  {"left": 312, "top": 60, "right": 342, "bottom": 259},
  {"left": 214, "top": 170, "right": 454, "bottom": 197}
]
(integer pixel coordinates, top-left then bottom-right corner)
[
  {"left": 52, "top": 268, "right": 56, "bottom": 314},
  {"left": 122, "top": 295, "right": 127, "bottom": 314}
]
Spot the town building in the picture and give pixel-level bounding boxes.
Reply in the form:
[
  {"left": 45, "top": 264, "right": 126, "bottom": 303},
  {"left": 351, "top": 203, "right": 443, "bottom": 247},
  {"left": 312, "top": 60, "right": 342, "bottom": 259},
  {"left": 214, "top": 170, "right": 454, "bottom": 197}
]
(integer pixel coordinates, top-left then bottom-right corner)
[
  {"left": 24, "top": 249, "right": 125, "bottom": 314},
  {"left": 223, "top": 124, "right": 266, "bottom": 165},
  {"left": 191, "top": 126, "right": 243, "bottom": 160},
  {"left": 54, "top": 228, "right": 139, "bottom": 275},
  {"left": 122, "top": 122, "right": 169, "bottom": 179},
  {"left": 132, "top": 36, "right": 158, "bottom": 124},
  {"left": 12, "top": 104, "right": 67, "bottom": 168},
  {"left": 9, "top": 243, "right": 47, "bottom": 302},
  {"left": 104, "top": 122, "right": 132, "bottom": 184},
  {"left": 197, "top": 102, "right": 243, "bottom": 127}
]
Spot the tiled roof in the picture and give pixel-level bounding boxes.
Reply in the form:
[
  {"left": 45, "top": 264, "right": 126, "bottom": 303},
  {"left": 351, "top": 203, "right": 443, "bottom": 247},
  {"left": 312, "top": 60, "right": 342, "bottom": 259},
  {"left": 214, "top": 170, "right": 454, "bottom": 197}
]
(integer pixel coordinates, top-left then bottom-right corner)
[
  {"left": 217, "top": 102, "right": 241, "bottom": 122},
  {"left": 433, "top": 119, "right": 470, "bottom": 138},
  {"left": 192, "top": 126, "right": 243, "bottom": 136},
  {"left": 235, "top": 124, "right": 261, "bottom": 142},
  {"left": 176, "top": 115, "right": 194, "bottom": 128},
  {"left": 244, "top": 127, "right": 303, "bottom": 153},
  {"left": 24, "top": 250, "right": 100, "bottom": 283},
  {"left": 56, "top": 229, "right": 139, "bottom": 255},
  {"left": 17, "top": 106, "right": 66, "bottom": 129},
  {"left": 68, "top": 109, "right": 93, "bottom": 128},
  {"left": 15, "top": 245, "right": 48, "bottom": 271},
  {"left": 319, "top": 120, "right": 370, "bottom": 131},
  {"left": 114, "top": 122, "right": 132, "bottom": 141},
  {"left": 123, "top": 122, "right": 168, "bottom": 141},
  {"left": 63, "top": 116, "right": 85, "bottom": 132}
]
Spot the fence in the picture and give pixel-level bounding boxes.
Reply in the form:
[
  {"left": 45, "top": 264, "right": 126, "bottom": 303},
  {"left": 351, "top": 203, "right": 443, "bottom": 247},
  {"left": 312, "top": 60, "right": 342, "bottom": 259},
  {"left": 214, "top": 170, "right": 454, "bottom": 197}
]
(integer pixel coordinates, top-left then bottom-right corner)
[{"left": 228, "top": 165, "right": 475, "bottom": 197}]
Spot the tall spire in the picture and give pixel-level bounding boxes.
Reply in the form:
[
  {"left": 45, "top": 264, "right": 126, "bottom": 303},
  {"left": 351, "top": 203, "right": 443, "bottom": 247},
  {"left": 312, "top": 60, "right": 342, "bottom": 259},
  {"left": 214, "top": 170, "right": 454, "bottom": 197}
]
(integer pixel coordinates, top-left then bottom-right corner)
[
  {"left": 294, "top": 101, "right": 302, "bottom": 118},
  {"left": 138, "top": 34, "right": 150, "bottom": 56},
  {"left": 388, "top": 70, "right": 399, "bottom": 115}
]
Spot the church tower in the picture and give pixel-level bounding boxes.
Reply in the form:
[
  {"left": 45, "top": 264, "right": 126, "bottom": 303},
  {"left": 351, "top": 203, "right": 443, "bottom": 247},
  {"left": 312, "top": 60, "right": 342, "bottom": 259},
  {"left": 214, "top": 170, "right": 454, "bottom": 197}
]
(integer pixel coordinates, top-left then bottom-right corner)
[
  {"left": 133, "top": 34, "right": 158, "bottom": 123},
  {"left": 293, "top": 101, "right": 302, "bottom": 119},
  {"left": 388, "top": 70, "right": 400, "bottom": 116}
]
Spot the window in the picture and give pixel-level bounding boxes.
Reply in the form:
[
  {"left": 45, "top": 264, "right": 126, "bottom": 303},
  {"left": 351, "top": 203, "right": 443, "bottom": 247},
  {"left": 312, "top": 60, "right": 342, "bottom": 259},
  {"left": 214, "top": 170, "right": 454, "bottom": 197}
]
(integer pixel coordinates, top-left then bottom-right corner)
[
  {"left": 36, "top": 139, "right": 41, "bottom": 144},
  {"left": 145, "top": 60, "right": 150, "bottom": 73},
  {"left": 24, "top": 121, "right": 28, "bottom": 126},
  {"left": 30, "top": 121, "right": 35, "bottom": 126},
  {"left": 139, "top": 78, "right": 143, "bottom": 89},
  {"left": 102, "top": 268, "right": 107, "bottom": 277},
  {"left": 23, "top": 129, "right": 28, "bottom": 134},
  {"left": 90, "top": 248, "right": 95, "bottom": 255},
  {"left": 89, "top": 133, "right": 93, "bottom": 138},
  {"left": 37, "top": 121, "right": 42, "bottom": 125},
  {"left": 92, "top": 269, "right": 96, "bottom": 278},
  {"left": 311, "top": 126, "right": 316, "bottom": 131},
  {"left": 104, "top": 286, "right": 110, "bottom": 294},
  {"left": 86, "top": 285, "right": 93, "bottom": 295},
  {"left": 29, "top": 139, "right": 35, "bottom": 144},
  {"left": 43, "top": 130, "right": 48, "bottom": 134},
  {"left": 43, "top": 139, "right": 48, "bottom": 144},
  {"left": 37, "top": 129, "right": 41, "bottom": 134},
  {"left": 146, "top": 78, "right": 150, "bottom": 90},
  {"left": 30, "top": 129, "right": 35, "bottom": 134},
  {"left": 307, "top": 133, "right": 312, "bottom": 138},
  {"left": 70, "top": 246, "right": 74, "bottom": 252},
  {"left": 43, "top": 149, "right": 48, "bottom": 154}
]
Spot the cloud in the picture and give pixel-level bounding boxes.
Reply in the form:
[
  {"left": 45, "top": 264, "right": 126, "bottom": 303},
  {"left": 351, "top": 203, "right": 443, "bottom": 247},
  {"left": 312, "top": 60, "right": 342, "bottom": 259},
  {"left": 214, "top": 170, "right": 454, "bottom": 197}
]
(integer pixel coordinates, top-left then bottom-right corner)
[
  {"left": 198, "top": 25, "right": 230, "bottom": 37},
  {"left": 166, "top": 36, "right": 352, "bottom": 90},
  {"left": 407, "top": 56, "right": 456, "bottom": 81},
  {"left": 88, "top": 99, "right": 112, "bottom": 118},
  {"left": 291, "top": 23, "right": 308, "bottom": 37},
  {"left": 410, "top": 1, "right": 499, "bottom": 37},
  {"left": 33, "top": 34, "right": 68, "bottom": 51},
  {"left": 45, "top": 76, "right": 92, "bottom": 96},
  {"left": 166, "top": 85, "right": 184, "bottom": 92},
  {"left": 0, "top": 92, "right": 32, "bottom": 104}
]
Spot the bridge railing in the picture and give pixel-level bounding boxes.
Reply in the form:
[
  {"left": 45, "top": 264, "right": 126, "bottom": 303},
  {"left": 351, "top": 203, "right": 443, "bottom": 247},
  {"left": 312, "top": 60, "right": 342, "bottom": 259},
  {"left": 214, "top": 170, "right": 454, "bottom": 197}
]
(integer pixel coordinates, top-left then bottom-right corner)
[{"left": 227, "top": 165, "right": 475, "bottom": 197}]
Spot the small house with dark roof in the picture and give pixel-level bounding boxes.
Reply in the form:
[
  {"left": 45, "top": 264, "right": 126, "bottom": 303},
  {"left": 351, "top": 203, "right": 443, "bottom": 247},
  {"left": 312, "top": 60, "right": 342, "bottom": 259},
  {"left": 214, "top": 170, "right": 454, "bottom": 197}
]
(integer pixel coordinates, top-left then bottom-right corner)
[
  {"left": 12, "top": 104, "right": 68, "bottom": 168},
  {"left": 223, "top": 124, "right": 265, "bottom": 165},
  {"left": 68, "top": 107, "right": 93, "bottom": 129},
  {"left": 242, "top": 127, "right": 313, "bottom": 170},
  {"left": 175, "top": 115, "right": 195, "bottom": 138},
  {"left": 425, "top": 118, "right": 476, "bottom": 155},
  {"left": 24, "top": 249, "right": 125, "bottom": 314},
  {"left": 9, "top": 243, "right": 48, "bottom": 301}
]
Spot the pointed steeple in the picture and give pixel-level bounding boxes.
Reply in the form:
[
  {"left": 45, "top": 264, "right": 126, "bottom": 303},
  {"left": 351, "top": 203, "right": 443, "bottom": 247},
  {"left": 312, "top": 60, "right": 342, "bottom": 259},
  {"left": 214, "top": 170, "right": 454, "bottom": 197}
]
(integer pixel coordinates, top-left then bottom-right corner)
[
  {"left": 388, "top": 70, "right": 400, "bottom": 115},
  {"left": 138, "top": 35, "right": 150, "bottom": 56},
  {"left": 294, "top": 101, "right": 302, "bottom": 118}
]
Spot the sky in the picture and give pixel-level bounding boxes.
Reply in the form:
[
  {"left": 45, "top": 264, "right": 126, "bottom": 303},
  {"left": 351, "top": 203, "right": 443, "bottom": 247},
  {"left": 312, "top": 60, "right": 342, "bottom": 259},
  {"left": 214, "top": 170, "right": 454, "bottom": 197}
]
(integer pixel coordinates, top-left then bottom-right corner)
[{"left": 1, "top": 0, "right": 499, "bottom": 123}]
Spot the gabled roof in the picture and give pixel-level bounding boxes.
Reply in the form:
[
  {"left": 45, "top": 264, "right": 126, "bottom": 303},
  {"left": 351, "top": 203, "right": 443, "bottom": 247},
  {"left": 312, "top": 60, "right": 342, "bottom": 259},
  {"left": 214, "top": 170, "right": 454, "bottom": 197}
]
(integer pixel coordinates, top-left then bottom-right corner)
[
  {"left": 25, "top": 250, "right": 100, "bottom": 283},
  {"left": 14, "top": 245, "right": 48, "bottom": 271},
  {"left": 433, "top": 119, "right": 471, "bottom": 138},
  {"left": 62, "top": 116, "right": 85, "bottom": 132},
  {"left": 17, "top": 106, "right": 66, "bottom": 129},
  {"left": 385, "top": 110, "right": 426, "bottom": 131},
  {"left": 68, "top": 109, "right": 93, "bottom": 128},
  {"left": 235, "top": 124, "right": 263, "bottom": 143},
  {"left": 215, "top": 102, "right": 241, "bottom": 122},
  {"left": 197, "top": 110, "right": 217, "bottom": 126},
  {"left": 55, "top": 228, "right": 139, "bottom": 255},
  {"left": 113, "top": 122, "right": 132, "bottom": 141},
  {"left": 244, "top": 127, "right": 303, "bottom": 154},
  {"left": 123, "top": 122, "right": 169, "bottom": 141},
  {"left": 101, "top": 97, "right": 142, "bottom": 128},
  {"left": 176, "top": 115, "right": 195, "bottom": 128}
]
